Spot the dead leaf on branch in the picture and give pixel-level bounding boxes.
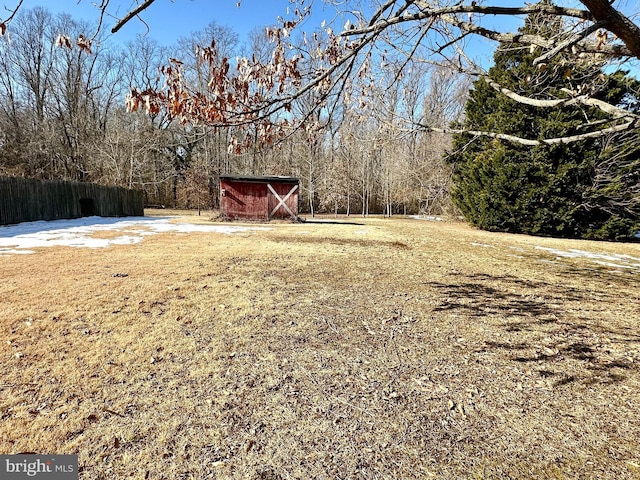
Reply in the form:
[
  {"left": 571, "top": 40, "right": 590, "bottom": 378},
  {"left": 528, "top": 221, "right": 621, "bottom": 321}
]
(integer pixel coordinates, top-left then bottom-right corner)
[
  {"left": 55, "top": 35, "right": 72, "bottom": 49},
  {"left": 77, "top": 34, "right": 92, "bottom": 54}
]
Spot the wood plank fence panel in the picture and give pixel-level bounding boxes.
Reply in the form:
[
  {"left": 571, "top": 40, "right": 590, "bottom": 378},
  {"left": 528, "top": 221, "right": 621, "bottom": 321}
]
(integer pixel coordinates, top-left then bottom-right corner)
[{"left": 0, "top": 176, "right": 144, "bottom": 225}]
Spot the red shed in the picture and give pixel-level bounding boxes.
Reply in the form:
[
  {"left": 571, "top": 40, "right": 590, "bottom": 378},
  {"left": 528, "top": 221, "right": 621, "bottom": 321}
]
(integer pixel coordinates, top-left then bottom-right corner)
[{"left": 219, "top": 175, "right": 300, "bottom": 221}]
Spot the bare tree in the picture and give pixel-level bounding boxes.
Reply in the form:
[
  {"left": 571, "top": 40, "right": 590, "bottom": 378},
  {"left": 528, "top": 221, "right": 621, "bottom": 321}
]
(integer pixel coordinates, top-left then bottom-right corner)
[
  {"left": 1, "top": 0, "right": 638, "bottom": 214},
  {"left": 3, "top": 1, "right": 639, "bottom": 145},
  {"left": 0, "top": 7, "right": 56, "bottom": 176},
  {"left": 47, "top": 14, "right": 120, "bottom": 180},
  {"left": 114, "top": 0, "right": 640, "bottom": 148},
  {"left": 586, "top": 128, "right": 640, "bottom": 218}
]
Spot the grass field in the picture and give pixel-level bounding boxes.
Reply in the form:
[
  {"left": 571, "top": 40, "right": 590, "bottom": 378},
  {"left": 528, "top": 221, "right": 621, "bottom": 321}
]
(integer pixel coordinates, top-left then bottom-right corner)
[{"left": 1, "top": 212, "right": 639, "bottom": 479}]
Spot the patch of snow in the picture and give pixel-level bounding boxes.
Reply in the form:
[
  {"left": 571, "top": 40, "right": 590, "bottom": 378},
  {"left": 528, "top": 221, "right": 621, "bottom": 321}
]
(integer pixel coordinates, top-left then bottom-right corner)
[
  {"left": 535, "top": 246, "right": 640, "bottom": 272},
  {"left": 0, "top": 248, "right": 35, "bottom": 255},
  {"left": 354, "top": 230, "right": 369, "bottom": 235},
  {"left": 410, "top": 215, "right": 443, "bottom": 221},
  {"left": 0, "top": 216, "right": 270, "bottom": 255},
  {"left": 539, "top": 259, "right": 560, "bottom": 265},
  {"left": 592, "top": 261, "right": 636, "bottom": 270},
  {"left": 471, "top": 242, "right": 494, "bottom": 248},
  {"left": 111, "top": 236, "right": 145, "bottom": 246},
  {"left": 535, "top": 246, "right": 640, "bottom": 263}
]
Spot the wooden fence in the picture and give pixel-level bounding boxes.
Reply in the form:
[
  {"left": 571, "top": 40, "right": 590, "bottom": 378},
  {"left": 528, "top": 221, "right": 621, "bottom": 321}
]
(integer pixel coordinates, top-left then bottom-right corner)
[{"left": 0, "top": 176, "right": 144, "bottom": 226}]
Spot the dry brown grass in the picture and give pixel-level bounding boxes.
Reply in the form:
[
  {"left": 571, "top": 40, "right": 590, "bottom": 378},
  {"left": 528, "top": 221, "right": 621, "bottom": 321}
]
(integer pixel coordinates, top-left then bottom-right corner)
[{"left": 1, "top": 214, "right": 639, "bottom": 479}]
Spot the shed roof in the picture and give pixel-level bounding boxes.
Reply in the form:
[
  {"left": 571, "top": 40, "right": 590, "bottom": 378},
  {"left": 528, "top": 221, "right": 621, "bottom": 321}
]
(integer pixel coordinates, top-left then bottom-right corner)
[{"left": 220, "top": 175, "right": 299, "bottom": 184}]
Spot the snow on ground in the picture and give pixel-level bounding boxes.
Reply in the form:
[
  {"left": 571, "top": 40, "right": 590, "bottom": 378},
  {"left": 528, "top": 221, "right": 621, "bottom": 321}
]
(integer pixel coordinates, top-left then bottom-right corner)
[
  {"left": 410, "top": 215, "right": 443, "bottom": 221},
  {"left": 534, "top": 246, "right": 640, "bottom": 272},
  {"left": 0, "top": 216, "right": 270, "bottom": 255},
  {"left": 467, "top": 242, "right": 640, "bottom": 273},
  {"left": 2, "top": 216, "right": 637, "bottom": 272}
]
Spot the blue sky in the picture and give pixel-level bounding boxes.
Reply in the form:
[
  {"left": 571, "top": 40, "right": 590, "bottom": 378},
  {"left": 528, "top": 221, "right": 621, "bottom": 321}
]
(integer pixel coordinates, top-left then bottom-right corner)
[
  {"left": 11, "top": 0, "right": 338, "bottom": 46},
  {"left": 6, "top": 0, "right": 521, "bottom": 67},
  {"left": 9, "top": 0, "right": 638, "bottom": 73}
]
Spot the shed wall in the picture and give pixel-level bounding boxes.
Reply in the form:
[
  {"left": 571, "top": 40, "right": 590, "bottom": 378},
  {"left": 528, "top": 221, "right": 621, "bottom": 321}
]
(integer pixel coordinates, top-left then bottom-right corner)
[
  {"left": 220, "top": 178, "right": 299, "bottom": 221},
  {"left": 220, "top": 179, "right": 269, "bottom": 221}
]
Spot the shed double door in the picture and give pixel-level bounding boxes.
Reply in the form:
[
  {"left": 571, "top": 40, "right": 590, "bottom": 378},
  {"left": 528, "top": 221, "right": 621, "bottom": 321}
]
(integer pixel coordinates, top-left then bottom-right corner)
[{"left": 266, "top": 182, "right": 298, "bottom": 220}]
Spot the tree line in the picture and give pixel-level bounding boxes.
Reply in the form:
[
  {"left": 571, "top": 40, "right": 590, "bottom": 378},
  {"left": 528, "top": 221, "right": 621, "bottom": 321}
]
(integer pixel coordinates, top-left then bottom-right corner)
[
  {"left": 1, "top": 1, "right": 638, "bottom": 239},
  {"left": 0, "top": 6, "right": 465, "bottom": 216}
]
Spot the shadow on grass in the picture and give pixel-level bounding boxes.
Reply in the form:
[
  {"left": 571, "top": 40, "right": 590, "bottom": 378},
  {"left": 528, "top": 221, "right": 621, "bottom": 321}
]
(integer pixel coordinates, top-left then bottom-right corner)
[
  {"left": 270, "top": 235, "right": 409, "bottom": 249},
  {"left": 429, "top": 273, "right": 581, "bottom": 320},
  {"left": 426, "top": 272, "right": 638, "bottom": 386},
  {"left": 299, "top": 219, "right": 366, "bottom": 226}
]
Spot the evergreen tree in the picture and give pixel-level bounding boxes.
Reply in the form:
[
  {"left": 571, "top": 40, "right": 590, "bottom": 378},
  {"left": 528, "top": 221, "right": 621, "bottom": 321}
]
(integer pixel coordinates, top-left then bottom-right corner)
[{"left": 448, "top": 4, "right": 640, "bottom": 240}]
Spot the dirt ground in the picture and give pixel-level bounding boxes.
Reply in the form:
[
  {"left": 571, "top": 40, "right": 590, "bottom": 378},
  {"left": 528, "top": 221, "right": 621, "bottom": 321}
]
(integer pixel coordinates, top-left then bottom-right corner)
[{"left": 1, "top": 213, "right": 639, "bottom": 479}]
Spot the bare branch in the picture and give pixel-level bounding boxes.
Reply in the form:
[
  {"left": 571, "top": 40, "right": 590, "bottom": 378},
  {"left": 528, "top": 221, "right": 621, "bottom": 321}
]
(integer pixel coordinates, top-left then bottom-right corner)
[
  {"left": 441, "top": 15, "right": 632, "bottom": 57},
  {"left": 484, "top": 78, "right": 639, "bottom": 120},
  {"left": 111, "top": 0, "right": 156, "bottom": 34},
  {"left": 580, "top": 0, "right": 640, "bottom": 57},
  {"left": 532, "top": 21, "right": 605, "bottom": 65},
  {"left": 0, "top": 0, "right": 24, "bottom": 29},
  {"left": 420, "top": 119, "right": 636, "bottom": 146},
  {"left": 345, "top": 3, "right": 591, "bottom": 37},
  {"left": 125, "top": 0, "right": 640, "bottom": 150},
  {"left": 342, "top": 2, "right": 634, "bottom": 59},
  {"left": 90, "top": 0, "right": 111, "bottom": 41}
]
